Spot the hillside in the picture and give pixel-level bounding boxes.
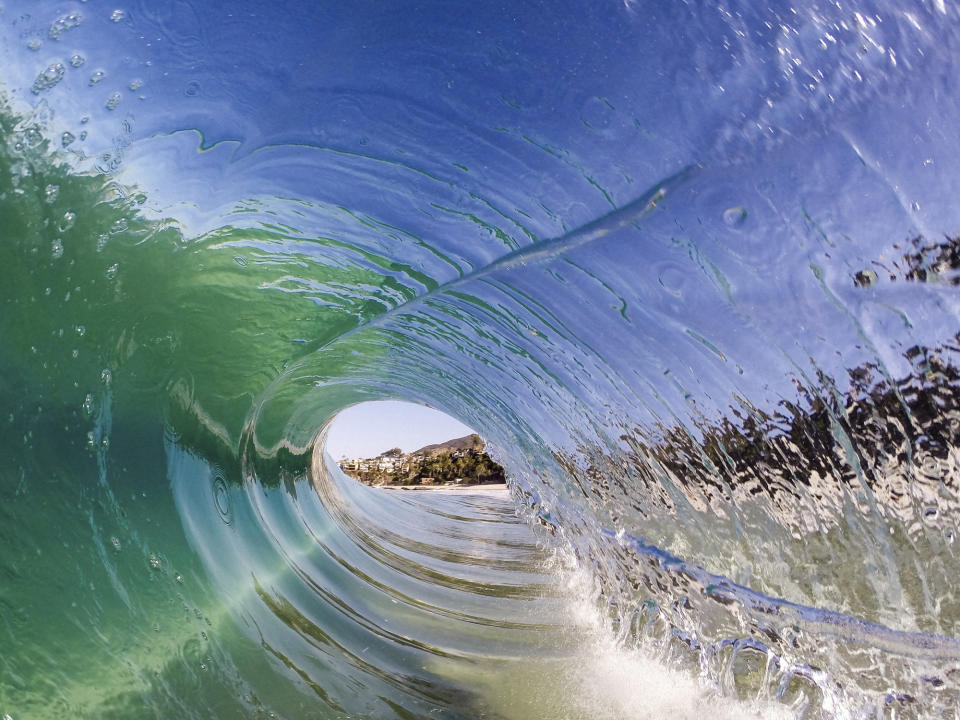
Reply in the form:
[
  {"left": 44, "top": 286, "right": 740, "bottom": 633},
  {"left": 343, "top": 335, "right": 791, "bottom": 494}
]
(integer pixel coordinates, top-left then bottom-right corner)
[
  {"left": 412, "top": 433, "right": 484, "bottom": 455},
  {"left": 338, "top": 433, "right": 504, "bottom": 486}
]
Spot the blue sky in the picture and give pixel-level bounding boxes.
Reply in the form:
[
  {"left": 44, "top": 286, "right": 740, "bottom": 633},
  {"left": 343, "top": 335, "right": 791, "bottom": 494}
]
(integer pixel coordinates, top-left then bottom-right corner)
[{"left": 324, "top": 401, "right": 475, "bottom": 459}]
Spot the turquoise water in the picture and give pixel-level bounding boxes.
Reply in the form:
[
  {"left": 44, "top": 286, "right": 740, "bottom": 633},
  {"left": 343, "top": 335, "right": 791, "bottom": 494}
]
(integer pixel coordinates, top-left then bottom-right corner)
[{"left": 3, "top": 1, "right": 960, "bottom": 718}]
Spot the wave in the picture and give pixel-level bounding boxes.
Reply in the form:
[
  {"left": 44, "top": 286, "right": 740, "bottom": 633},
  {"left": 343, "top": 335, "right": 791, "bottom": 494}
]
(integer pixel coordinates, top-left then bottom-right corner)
[{"left": 2, "top": 0, "right": 960, "bottom": 718}]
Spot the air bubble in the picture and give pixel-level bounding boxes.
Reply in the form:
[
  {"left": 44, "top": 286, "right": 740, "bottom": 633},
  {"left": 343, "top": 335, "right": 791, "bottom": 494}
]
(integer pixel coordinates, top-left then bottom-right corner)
[
  {"left": 89, "top": 70, "right": 105, "bottom": 86},
  {"left": 32, "top": 63, "right": 66, "bottom": 94},
  {"left": 82, "top": 393, "right": 94, "bottom": 417},
  {"left": 722, "top": 206, "right": 748, "bottom": 228},
  {"left": 149, "top": 554, "right": 161, "bottom": 570},
  {"left": 59, "top": 211, "right": 77, "bottom": 232},
  {"left": 27, "top": 38, "right": 43, "bottom": 51},
  {"left": 51, "top": 239, "right": 64, "bottom": 259},
  {"left": 111, "top": 536, "right": 121, "bottom": 551},
  {"left": 101, "top": 368, "right": 112, "bottom": 385},
  {"left": 105, "top": 264, "right": 119, "bottom": 279},
  {"left": 70, "top": 54, "right": 85, "bottom": 68},
  {"left": 44, "top": 184, "right": 60, "bottom": 203},
  {"left": 110, "top": 9, "right": 127, "bottom": 22},
  {"left": 76, "top": 325, "right": 86, "bottom": 337},
  {"left": 105, "top": 92, "right": 121, "bottom": 111},
  {"left": 128, "top": 78, "right": 143, "bottom": 91},
  {"left": 61, "top": 131, "right": 76, "bottom": 147}
]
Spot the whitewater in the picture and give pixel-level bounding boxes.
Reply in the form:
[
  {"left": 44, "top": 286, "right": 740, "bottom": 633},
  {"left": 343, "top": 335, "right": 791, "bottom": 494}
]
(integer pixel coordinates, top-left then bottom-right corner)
[{"left": 2, "top": 0, "right": 960, "bottom": 718}]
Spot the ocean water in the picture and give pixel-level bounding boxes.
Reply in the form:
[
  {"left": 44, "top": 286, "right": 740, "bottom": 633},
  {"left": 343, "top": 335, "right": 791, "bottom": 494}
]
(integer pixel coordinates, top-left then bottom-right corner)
[{"left": 2, "top": 0, "right": 960, "bottom": 718}]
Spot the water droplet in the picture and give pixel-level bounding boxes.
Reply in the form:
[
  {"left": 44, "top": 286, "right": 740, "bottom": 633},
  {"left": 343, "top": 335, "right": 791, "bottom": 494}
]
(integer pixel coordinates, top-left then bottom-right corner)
[
  {"left": 32, "top": 63, "right": 66, "bottom": 94},
  {"left": 128, "top": 78, "right": 143, "bottom": 91},
  {"left": 213, "top": 476, "right": 233, "bottom": 524},
  {"left": 105, "top": 263, "right": 119, "bottom": 279},
  {"left": 69, "top": 54, "right": 85, "bottom": 68},
  {"left": 110, "top": 9, "right": 127, "bottom": 22},
  {"left": 853, "top": 268, "right": 878, "bottom": 288},
  {"left": 61, "top": 131, "right": 76, "bottom": 147},
  {"left": 51, "top": 239, "right": 64, "bottom": 259},
  {"left": 44, "top": 184, "right": 60, "bottom": 203},
  {"left": 58, "top": 211, "right": 76, "bottom": 233},
  {"left": 105, "top": 92, "right": 121, "bottom": 111},
  {"left": 89, "top": 69, "right": 105, "bottom": 86},
  {"left": 722, "top": 206, "right": 748, "bottom": 228}
]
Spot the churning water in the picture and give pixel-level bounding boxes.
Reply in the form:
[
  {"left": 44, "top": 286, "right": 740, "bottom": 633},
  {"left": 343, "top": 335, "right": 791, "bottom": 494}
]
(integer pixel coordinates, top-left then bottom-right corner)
[{"left": 2, "top": 1, "right": 960, "bottom": 718}]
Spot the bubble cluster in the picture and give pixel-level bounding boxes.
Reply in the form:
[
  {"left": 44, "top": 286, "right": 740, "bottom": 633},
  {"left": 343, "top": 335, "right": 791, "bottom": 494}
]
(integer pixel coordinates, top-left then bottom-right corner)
[
  {"left": 31, "top": 63, "right": 65, "bottom": 94},
  {"left": 48, "top": 13, "right": 82, "bottom": 40}
]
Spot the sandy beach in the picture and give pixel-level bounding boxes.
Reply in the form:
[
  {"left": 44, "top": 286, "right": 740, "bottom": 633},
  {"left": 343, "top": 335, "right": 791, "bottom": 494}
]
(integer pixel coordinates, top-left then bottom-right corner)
[{"left": 383, "top": 483, "right": 508, "bottom": 493}]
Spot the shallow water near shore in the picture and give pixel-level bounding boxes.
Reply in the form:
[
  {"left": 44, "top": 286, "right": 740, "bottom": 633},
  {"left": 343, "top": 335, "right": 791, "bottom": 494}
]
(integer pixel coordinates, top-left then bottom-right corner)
[{"left": 3, "top": 0, "right": 960, "bottom": 718}]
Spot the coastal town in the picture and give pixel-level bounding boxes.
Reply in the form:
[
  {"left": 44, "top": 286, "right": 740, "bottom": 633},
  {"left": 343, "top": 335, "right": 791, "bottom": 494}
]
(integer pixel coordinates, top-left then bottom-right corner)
[{"left": 337, "top": 434, "right": 506, "bottom": 487}]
